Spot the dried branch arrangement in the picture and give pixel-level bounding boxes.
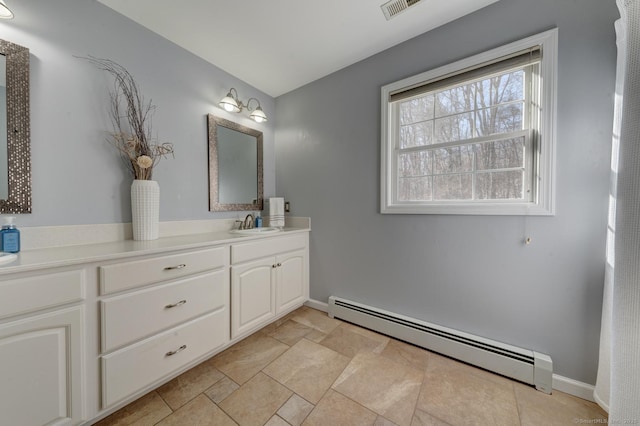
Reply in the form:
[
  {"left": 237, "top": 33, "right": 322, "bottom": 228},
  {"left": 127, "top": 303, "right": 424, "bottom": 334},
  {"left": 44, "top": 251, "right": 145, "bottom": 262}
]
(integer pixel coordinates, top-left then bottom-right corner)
[{"left": 83, "top": 56, "right": 173, "bottom": 180}]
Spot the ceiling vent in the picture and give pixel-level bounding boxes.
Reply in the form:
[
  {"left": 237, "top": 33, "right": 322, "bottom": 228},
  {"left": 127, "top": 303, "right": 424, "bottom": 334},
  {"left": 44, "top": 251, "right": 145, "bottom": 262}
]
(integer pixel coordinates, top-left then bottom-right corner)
[{"left": 381, "top": 0, "right": 422, "bottom": 20}]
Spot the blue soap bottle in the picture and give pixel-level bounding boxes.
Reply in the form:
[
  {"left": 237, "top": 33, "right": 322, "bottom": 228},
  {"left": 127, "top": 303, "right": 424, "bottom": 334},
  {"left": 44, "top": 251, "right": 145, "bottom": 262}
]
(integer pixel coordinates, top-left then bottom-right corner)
[
  {"left": 1, "top": 216, "right": 20, "bottom": 253},
  {"left": 255, "top": 214, "right": 263, "bottom": 228}
]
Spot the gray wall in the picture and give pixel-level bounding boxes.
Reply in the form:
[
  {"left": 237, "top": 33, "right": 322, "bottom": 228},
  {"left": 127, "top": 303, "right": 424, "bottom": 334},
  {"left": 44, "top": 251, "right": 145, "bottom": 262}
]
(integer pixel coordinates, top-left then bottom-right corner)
[
  {"left": 275, "top": 0, "right": 618, "bottom": 384},
  {"left": 1, "top": 0, "right": 275, "bottom": 227},
  {"left": 3, "top": 0, "right": 618, "bottom": 384}
]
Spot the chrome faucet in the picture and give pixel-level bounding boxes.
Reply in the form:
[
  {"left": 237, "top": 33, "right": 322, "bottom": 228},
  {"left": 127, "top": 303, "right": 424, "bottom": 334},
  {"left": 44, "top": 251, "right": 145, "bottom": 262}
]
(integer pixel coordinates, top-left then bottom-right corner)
[
  {"left": 234, "top": 214, "right": 256, "bottom": 230},
  {"left": 242, "top": 214, "right": 254, "bottom": 230}
]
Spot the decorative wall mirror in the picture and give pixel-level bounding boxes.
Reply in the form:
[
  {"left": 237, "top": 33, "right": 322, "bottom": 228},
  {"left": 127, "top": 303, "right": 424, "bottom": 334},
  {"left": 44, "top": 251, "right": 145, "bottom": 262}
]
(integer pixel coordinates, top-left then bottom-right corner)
[
  {"left": 0, "top": 39, "right": 31, "bottom": 214},
  {"left": 207, "top": 114, "right": 263, "bottom": 211}
]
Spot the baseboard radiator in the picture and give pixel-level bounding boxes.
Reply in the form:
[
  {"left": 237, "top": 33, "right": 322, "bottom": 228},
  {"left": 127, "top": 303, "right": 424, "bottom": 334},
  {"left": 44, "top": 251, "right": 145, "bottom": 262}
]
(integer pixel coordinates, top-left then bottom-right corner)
[{"left": 328, "top": 296, "right": 553, "bottom": 394}]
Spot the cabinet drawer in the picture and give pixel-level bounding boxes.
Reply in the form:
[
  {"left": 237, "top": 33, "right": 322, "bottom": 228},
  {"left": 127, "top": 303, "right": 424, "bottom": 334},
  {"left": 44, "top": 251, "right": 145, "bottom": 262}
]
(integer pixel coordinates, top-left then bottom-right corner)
[
  {"left": 0, "top": 270, "right": 85, "bottom": 319},
  {"left": 100, "top": 247, "right": 228, "bottom": 295},
  {"left": 101, "top": 309, "right": 228, "bottom": 408},
  {"left": 101, "top": 270, "right": 228, "bottom": 352},
  {"left": 231, "top": 233, "right": 307, "bottom": 264}
]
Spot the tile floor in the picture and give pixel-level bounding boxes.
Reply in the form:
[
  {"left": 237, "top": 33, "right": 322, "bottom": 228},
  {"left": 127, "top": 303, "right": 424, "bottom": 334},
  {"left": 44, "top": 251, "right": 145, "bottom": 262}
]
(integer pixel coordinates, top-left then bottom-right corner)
[{"left": 95, "top": 306, "right": 607, "bottom": 426}]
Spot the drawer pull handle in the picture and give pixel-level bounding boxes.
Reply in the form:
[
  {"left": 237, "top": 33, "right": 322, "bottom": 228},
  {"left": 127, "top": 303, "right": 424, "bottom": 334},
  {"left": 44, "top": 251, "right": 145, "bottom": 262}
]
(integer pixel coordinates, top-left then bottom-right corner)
[
  {"left": 166, "top": 345, "right": 187, "bottom": 357},
  {"left": 164, "top": 264, "right": 187, "bottom": 271},
  {"left": 165, "top": 299, "right": 187, "bottom": 309}
]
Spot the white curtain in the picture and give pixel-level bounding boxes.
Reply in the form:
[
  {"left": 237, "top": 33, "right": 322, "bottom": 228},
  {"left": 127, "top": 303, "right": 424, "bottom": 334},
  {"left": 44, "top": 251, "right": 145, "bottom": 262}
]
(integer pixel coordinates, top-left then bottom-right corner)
[{"left": 594, "top": 0, "right": 640, "bottom": 419}]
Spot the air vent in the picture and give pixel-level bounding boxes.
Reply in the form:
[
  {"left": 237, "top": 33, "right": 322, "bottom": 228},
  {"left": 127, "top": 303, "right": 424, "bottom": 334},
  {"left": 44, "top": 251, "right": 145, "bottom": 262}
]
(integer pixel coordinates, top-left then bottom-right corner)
[{"left": 381, "top": 0, "right": 422, "bottom": 20}]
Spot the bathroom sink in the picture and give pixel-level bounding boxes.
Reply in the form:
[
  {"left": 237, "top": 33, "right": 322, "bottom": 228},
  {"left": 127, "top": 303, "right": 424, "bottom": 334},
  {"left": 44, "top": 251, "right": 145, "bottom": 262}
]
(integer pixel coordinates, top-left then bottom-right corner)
[{"left": 230, "top": 227, "right": 281, "bottom": 235}]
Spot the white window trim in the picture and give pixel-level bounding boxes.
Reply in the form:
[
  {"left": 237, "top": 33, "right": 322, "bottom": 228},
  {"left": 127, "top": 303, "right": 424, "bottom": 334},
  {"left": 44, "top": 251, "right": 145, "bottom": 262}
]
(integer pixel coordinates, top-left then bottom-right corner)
[{"left": 381, "top": 28, "right": 557, "bottom": 215}]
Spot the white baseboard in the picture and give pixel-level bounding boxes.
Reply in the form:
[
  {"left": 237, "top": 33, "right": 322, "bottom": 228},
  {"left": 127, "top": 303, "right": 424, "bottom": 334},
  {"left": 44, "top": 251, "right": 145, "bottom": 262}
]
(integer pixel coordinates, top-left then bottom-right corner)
[
  {"left": 593, "top": 389, "right": 609, "bottom": 413},
  {"left": 552, "top": 374, "right": 595, "bottom": 402},
  {"left": 305, "top": 298, "right": 328, "bottom": 312}
]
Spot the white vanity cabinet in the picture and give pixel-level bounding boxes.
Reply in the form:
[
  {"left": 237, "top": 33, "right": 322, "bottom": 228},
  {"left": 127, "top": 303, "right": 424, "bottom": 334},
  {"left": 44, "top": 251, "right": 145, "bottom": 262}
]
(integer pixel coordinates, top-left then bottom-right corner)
[
  {"left": 0, "top": 223, "right": 310, "bottom": 425},
  {"left": 0, "top": 268, "right": 87, "bottom": 426},
  {"left": 230, "top": 233, "right": 309, "bottom": 338},
  {"left": 98, "top": 246, "right": 230, "bottom": 408}
]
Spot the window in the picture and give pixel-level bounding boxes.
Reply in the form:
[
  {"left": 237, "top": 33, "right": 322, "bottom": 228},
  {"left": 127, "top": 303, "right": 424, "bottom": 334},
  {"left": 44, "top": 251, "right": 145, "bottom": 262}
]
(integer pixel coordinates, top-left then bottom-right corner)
[{"left": 381, "top": 29, "right": 557, "bottom": 215}]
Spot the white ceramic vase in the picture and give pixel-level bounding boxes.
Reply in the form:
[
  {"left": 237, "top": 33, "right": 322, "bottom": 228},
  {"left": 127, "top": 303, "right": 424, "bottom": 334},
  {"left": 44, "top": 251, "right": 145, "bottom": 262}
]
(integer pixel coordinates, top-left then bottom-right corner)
[{"left": 131, "top": 179, "right": 159, "bottom": 241}]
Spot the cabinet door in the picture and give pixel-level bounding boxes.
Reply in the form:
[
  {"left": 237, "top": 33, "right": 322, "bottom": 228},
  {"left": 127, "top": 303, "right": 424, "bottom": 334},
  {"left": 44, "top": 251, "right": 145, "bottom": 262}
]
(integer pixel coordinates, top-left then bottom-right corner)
[
  {"left": 0, "top": 306, "right": 84, "bottom": 426},
  {"left": 231, "top": 257, "right": 276, "bottom": 338},
  {"left": 276, "top": 249, "right": 307, "bottom": 314}
]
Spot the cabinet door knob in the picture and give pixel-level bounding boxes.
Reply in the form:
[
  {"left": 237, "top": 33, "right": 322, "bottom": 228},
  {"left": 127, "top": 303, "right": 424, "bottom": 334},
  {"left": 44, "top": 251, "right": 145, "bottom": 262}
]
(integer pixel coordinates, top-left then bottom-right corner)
[
  {"left": 272, "top": 264, "right": 277, "bottom": 268},
  {"left": 165, "top": 299, "right": 187, "bottom": 309},
  {"left": 277, "top": 263, "right": 282, "bottom": 267},
  {"left": 164, "top": 264, "right": 186, "bottom": 271},
  {"left": 165, "top": 345, "right": 187, "bottom": 357}
]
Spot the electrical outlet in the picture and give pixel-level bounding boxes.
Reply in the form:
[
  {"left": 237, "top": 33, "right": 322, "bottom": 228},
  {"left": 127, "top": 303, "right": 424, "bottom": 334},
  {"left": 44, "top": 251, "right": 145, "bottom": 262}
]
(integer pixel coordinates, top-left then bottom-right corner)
[{"left": 284, "top": 201, "right": 290, "bottom": 213}]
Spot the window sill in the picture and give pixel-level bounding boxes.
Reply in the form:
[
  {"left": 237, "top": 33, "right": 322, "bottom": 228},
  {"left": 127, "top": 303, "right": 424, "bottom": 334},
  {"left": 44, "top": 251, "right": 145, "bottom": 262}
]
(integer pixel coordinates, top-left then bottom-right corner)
[{"left": 380, "top": 201, "right": 555, "bottom": 216}]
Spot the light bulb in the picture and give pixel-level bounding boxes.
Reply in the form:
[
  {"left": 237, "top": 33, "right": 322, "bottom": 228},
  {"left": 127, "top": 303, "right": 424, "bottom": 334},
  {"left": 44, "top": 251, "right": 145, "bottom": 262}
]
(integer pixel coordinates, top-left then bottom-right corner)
[
  {"left": 249, "top": 106, "right": 268, "bottom": 123},
  {"left": 219, "top": 95, "right": 240, "bottom": 113}
]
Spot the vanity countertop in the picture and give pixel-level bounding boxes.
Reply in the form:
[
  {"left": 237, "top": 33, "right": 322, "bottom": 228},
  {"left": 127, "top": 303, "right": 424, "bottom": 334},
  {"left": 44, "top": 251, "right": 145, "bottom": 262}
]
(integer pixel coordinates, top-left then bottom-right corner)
[{"left": 0, "top": 227, "right": 310, "bottom": 275}]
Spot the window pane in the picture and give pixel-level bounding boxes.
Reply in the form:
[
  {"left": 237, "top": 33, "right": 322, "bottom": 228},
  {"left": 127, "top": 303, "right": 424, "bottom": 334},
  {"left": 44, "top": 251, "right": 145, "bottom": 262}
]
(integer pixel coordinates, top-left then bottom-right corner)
[
  {"left": 400, "top": 121, "right": 434, "bottom": 148},
  {"left": 475, "top": 137, "right": 525, "bottom": 170},
  {"left": 400, "top": 96, "right": 434, "bottom": 125},
  {"left": 433, "top": 174, "right": 472, "bottom": 200},
  {"left": 475, "top": 102, "right": 524, "bottom": 136},
  {"left": 474, "top": 70, "right": 524, "bottom": 108},
  {"left": 398, "top": 151, "right": 432, "bottom": 176},
  {"left": 435, "top": 84, "right": 474, "bottom": 117},
  {"left": 476, "top": 170, "right": 524, "bottom": 199},
  {"left": 434, "top": 113, "right": 473, "bottom": 143},
  {"left": 434, "top": 145, "right": 474, "bottom": 174},
  {"left": 398, "top": 177, "right": 432, "bottom": 201},
  {"left": 383, "top": 31, "right": 556, "bottom": 214}
]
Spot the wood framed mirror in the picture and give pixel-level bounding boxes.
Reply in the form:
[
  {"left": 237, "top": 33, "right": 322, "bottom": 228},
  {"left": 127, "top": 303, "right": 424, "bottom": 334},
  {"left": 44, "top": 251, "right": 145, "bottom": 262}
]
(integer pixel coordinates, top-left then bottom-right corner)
[
  {"left": 207, "top": 114, "right": 263, "bottom": 212},
  {"left": 0, "top": 39, "right": 31, "bottom": 214}
]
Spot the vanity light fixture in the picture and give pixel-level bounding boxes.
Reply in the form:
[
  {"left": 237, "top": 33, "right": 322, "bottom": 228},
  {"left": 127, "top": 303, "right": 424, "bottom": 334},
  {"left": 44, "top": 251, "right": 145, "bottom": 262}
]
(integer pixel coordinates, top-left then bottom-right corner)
[
  {"left": 219, "top": 88, "right": 268, "bottom": 123},
  {"left": 0, "top": 0, "right": 13, "bottom": 19}
]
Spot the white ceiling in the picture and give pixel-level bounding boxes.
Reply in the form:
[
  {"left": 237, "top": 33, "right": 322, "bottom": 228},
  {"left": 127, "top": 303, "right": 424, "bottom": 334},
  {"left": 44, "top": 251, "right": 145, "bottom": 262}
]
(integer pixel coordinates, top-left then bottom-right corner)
[{"left": 97, "top": 0, "right": 499, "bottom": 98}]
